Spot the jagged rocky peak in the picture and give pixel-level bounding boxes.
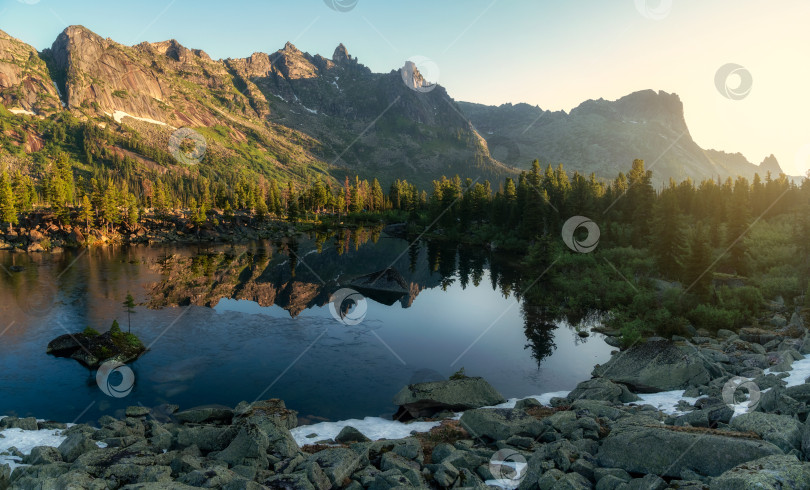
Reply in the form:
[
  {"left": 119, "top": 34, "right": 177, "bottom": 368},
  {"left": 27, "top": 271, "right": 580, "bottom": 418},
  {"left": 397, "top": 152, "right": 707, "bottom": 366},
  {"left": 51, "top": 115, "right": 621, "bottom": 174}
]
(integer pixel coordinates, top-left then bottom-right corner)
[
  {"left": 400, "top": 60, "right": 427, "bottom": 91},
  {"left": 759, "top": 154, "right": 783, "bottom": 175},
  {"left": 571, "top": 89, "right": 688, "bottom": 132},
  {"left": 149, "top": 39, "right": 209, "bottom": 63},
  {"left": 282, "top": 41, "right": 300, "bottom": 54},
  {"left": 50, "top": 25, "right": 106, "bottom": 72},
  {"left": 332, "top": 43, "right": 351, "bottom": 64},
  {"left": 270, "top": 41, "right": 318, "bottom": 79}
]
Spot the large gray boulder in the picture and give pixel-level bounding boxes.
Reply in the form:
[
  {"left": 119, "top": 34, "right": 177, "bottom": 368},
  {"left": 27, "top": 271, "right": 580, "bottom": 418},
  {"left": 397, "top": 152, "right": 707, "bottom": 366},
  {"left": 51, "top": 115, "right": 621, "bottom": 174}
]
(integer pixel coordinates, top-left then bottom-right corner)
[
  {"left": 597, "top": 423, "right": 783, "bottom": 477},
  {"left": 711, "top": 454, "right": 810, "bottom": 489},
  {"left": 592, "top": 340, "right": 718, "bottom": 392},
  {"left": 306, "top": 447, "right": 362, "bottom": 487},
  {"left": 174, "top": 406, "right": 234, "bottom": 425},
  {"left": 58, "top": 432, "right": 99, "bottom": 463},
  {"left": 393, "top": 377, "right": 505, "bottom": 418},
  {"left": 565, "top": 377, "right": 640, "bottom": 404},
  {"left": 459, "top": 408, "right": 544, "bottom": 442},
  {"left": 223, "top": 399, "right": 299, "bottom": 460},
  {"left": 0, "top": 463, "right": 9, "bottom": 490},
  {"left": 729, "top": 412, "right": 803, "bottom": 452}
]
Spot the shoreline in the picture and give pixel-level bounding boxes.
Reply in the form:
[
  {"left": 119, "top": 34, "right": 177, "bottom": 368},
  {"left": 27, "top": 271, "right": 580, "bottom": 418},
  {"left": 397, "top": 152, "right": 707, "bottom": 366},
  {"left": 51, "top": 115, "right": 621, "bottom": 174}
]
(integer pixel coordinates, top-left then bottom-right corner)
[{"left": 4, "top": 319, "right": 810, "bottom": 488}]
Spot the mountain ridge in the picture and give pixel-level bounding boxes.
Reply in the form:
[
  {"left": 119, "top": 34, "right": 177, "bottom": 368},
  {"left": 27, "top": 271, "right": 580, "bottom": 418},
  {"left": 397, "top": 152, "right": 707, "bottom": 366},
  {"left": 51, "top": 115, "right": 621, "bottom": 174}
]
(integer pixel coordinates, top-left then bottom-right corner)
[
  {"left": 1, "top": 25, "right": 508, "bottom": 189},
  {"left": 0, "top": 25, "right": 792, "bottom": 190},
  {"left": 459, "top": 89, "right": 791, "bottom": 184}
]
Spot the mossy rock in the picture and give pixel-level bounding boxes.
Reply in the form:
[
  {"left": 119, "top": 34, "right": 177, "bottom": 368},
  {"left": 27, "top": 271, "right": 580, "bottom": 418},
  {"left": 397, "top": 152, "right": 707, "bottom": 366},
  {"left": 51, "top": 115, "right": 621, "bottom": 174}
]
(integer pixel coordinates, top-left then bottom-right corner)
[{"left": 47, "top": 329, "right": 146, "bottom": 368}]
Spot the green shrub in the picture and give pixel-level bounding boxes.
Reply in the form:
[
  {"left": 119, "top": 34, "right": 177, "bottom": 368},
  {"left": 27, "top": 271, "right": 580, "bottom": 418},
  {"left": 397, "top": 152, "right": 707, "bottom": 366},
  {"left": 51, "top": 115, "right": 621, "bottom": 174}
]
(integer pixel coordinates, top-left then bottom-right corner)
[
  {"left": 122, "top": 332, "right": 142, "bottom": 348},
  {"left": 109, "top": 319, "right": 122, "bottom": 337},
  {"left": 82, "top": 326, "right": 100, "bottom": 337},
  {"left": 717, "top": 286, "right": 763, "bottom": 320},
  {"left": 687, "top": 304, "right": 740, "bottom": 334},
  {"left": 757, "top": 276, "right": 800, "bottom": 302},
  {"left": 618, "top": 319, "right": 648, "bottom": 348},
  {"left": 449, "top": 367, "right": 467, "bottom": 380}
]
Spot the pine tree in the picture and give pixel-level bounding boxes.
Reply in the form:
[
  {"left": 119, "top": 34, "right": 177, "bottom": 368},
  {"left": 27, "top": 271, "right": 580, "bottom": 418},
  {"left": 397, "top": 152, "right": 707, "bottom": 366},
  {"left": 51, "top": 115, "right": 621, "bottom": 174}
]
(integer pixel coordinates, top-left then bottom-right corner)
[
  {"left": 371, "top": 178, "right": 384, "bottom": 212},
  {"left": 627, "top": 159, "right": 655, "bottom": 247},
  {"left": 80, "top": 194, "right": 93, "bottom": 233},
  {"left": 126, "top": 195, "right": 139, "bottom": 228},
  {"left": 255, "top": 195, "right": 268, "bottom": 222},
  {"left": 0, "top": 170, "right": 17, "bottom": 230},
  {"left": 684, "top": 226, "right": 714, "bottom": 298},
  {"left": 12, "top": 171, "right": 31, "bottom": 212},
  {"left": 727, "top": 177, "right": 751, "bottom": 275},
  {"left": 122, "top": 293, "right": 135, "bottom": 333},
  {"left": 651, "top": 189, "right": 687, "bottom": 279}
]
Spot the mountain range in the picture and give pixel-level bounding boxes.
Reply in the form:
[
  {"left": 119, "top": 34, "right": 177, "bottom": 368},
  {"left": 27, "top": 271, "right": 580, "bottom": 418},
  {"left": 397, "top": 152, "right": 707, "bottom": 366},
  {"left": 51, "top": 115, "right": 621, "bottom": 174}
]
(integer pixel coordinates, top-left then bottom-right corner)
[
  {"left": 460, "top": 92, "right": 787, "bottom": 185},
  {"left": 0, "top": 26, "right": 790, "bottom": 189}
]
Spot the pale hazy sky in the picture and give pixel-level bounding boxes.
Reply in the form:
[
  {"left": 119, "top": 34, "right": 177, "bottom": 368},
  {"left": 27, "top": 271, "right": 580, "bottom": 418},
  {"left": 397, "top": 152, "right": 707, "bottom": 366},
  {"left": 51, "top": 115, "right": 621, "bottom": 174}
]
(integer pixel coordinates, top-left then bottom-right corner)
[{"left": 2, "top": 0, "right": 809, "bottom": 175}]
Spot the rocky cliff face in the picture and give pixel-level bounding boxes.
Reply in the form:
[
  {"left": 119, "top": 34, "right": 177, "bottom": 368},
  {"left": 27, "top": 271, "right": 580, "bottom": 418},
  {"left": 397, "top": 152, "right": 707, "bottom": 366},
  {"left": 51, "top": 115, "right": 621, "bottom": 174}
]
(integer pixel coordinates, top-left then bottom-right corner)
[
  {"left": 0, "top": 26, "right": 508, "bottom": 189},
  {"left": 0, "top": 30, "right": 61, "bottom": 114},
  {"left": 460, "top": 90, "right": 793, "bottom": 184},
  {"left": 44, "top": 25, "right": 259, "bottom": 127},
  {"left": 1, "top": 25, "right": 785, "bottom": 188}
]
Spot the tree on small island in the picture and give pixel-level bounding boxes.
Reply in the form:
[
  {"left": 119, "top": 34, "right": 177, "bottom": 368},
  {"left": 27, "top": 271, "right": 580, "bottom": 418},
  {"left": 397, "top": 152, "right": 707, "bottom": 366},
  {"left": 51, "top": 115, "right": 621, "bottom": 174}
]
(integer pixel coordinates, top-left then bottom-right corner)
[{"left": 123, "top": 292, "right": 135, "bottom": 333}]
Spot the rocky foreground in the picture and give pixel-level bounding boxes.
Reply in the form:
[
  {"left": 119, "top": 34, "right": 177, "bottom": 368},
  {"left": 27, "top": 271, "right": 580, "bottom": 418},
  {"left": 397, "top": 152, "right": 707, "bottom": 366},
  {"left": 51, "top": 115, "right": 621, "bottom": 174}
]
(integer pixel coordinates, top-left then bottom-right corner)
[{"left": 4, "top": 311, "right": 810, "bottom": 489}]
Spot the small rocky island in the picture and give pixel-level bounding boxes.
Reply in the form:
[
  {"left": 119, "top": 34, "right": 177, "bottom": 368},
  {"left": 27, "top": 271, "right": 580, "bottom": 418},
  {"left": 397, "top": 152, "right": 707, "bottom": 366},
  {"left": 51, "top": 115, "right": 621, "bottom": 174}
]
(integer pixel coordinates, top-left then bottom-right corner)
[{"left": 46, "top": 321, "right": 146, "bottom": 368}]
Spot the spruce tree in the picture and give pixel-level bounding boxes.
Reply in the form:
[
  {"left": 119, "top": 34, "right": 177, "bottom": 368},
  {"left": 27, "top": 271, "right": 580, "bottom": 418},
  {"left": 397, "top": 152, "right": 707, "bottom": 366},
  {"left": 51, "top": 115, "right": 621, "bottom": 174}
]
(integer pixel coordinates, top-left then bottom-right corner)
[
  {"left": 684, "top": 226, "right": 714, "bottom": 298},
  {"left": 651, "top": 189, "right": 687, "bottom": 279},
  {"left": 80, "top": 194, "right": 93, "bottom": 233},
  {"left": 0, "top": 170, "right": 17, "bottom": 230}
]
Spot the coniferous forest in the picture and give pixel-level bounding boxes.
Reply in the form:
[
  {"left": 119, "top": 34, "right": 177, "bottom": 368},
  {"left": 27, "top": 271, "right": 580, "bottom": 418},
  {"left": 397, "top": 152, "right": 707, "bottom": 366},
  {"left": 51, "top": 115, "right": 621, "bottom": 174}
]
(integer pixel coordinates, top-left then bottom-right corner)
[{"left": 2, "top": 106, "right": 809, "bottom": 346}]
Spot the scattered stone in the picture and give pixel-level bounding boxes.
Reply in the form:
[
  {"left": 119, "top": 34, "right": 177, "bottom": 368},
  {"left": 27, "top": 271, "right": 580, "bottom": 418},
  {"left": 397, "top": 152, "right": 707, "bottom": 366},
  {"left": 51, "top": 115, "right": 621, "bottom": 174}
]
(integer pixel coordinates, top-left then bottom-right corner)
[
  {"left": 334, "top": 426, "right": 370, "bottom": 444},
  {"left": 459, "top": 408, "right": 544, "bottom": 442},
  {"left": 174, "top": 406, "right": 234, "bottom": 425},
  {"left": 392, "top": 377, "right": 505, "bottom": 419},
  {"left": 597, "top": 422, "right": 782, "bottom": 477},
  {"left": 592, "top": 340, "right": 717, "bottom": 392},
  {"left": 729, "top": 412, "right": 803, "bottom": 452},
  {"left": 125, "top": 406, "right": 151, "bottom": 418},
  {"left": 566, "top": 377, "right": 640, "bottom": 404},
  {"left": 711, "top": 454, "right": 810, "bottom": 489}
]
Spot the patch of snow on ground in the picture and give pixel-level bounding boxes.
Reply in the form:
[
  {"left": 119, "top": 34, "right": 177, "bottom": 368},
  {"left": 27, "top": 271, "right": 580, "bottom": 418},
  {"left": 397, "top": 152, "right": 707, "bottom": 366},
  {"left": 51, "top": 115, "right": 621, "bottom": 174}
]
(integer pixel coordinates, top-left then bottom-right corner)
[
  {"left": 767, "top": 356, "right": 810, "bottom": 387},
  {"left": 106, "top": 110, "right": 167, "bottom": 126},
  {"left": 632, "top": 390, "right": 699, "bottom": 415},
  {"left": 291, "top": 392, "right": 572, "bottom": 446},
  {"left": 487, "top": 391, "right": 571, "bottom": 410},
  {"left": 8, "top": 108, "right": 36, "bottom": 116},
  {"left": 303, "top": 107, "right": 318, "bottom": 114},
  {"left": 290, "top": 417, "right": 441, "bottom": 447},
  {"left": 0, "top": 427, "right": 67, "bottom": 473}
]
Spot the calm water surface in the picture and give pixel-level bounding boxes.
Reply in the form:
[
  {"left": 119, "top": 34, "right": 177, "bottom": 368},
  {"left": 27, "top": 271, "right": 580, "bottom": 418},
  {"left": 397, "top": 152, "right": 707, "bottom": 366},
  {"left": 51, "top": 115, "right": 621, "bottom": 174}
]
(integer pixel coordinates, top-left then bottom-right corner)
[{"left": 0, "top": 230, "right": 612, "bottom": 425}]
